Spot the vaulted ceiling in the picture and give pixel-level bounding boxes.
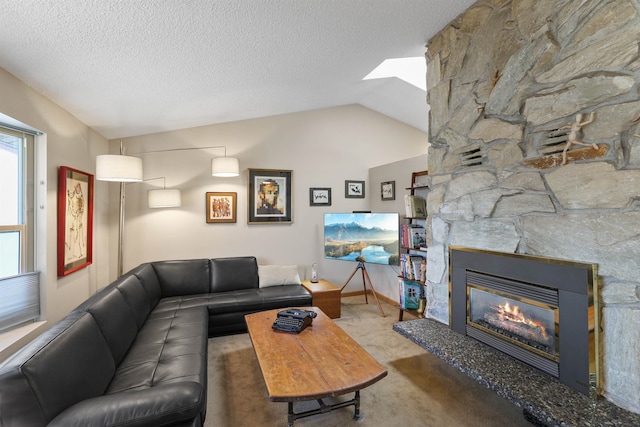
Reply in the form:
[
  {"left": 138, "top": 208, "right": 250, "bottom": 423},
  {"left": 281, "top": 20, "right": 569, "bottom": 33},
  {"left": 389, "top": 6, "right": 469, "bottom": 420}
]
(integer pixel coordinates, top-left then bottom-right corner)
[{"left": 0, "top": 1, "right": 474, "bottom": 139}]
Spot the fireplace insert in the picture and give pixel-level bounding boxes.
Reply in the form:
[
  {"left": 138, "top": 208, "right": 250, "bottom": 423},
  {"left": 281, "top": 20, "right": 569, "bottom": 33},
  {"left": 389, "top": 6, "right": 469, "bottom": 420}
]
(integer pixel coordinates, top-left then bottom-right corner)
[
  {"left": 468, "top": 283, "right": 558, "bottom": 358},
  {"left": 449, "top": 246, "right": 600, "bottom": 397}
]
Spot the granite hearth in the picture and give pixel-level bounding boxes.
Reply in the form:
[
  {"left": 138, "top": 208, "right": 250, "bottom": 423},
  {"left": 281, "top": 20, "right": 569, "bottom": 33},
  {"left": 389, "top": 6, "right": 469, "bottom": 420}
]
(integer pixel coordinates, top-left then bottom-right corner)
[{"left": 393, "top": 319, "right": 640, "bottom": 427}]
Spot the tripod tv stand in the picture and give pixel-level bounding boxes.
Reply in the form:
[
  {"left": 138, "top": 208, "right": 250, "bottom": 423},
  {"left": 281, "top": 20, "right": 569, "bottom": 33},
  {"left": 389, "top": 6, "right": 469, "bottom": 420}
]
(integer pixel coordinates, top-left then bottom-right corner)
[{"left": 340, "top": 261, "right": 385, "bottom": 317}]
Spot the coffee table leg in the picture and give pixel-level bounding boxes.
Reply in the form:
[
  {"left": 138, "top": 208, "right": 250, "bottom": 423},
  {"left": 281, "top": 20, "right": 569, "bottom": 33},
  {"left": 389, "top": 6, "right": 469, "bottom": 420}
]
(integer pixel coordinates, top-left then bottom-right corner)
[
  {"left": 353, "top": 390, "right": 361, "bottom": 420},
  {"left": 288, "top": 402, "right": 295, "bottom": 427},
  {"left": 286, "top": 390, "right": 362, "bottom": 425}
]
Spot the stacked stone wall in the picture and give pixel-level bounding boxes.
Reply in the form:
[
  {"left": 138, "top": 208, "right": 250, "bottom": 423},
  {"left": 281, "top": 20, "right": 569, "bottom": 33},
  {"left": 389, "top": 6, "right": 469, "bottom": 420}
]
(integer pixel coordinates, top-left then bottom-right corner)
[{"left": 426, "top": 0, "right": 640, "bottom": 414}]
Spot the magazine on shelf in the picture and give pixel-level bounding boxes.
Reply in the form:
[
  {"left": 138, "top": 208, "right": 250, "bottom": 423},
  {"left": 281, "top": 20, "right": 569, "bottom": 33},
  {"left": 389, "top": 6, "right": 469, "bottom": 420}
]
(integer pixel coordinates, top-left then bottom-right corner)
[
  {"left": 401, "top": 223, "right": 426, "bottom": 249},
  {"left": 398, "top": 279, "right": 421, "bottom": 310},
  {"left": 400, "top": 254, "right": 426, "bottom": 282},
  {"left": 411, "top": 226, "right": 426, "bottom": 249},
  {"left": 404, "top": 195, "right": 427, "bottom": 217}
]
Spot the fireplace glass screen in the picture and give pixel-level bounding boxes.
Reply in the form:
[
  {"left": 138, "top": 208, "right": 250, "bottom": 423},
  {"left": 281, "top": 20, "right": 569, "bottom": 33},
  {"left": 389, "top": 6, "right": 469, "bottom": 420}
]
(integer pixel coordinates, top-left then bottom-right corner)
[{"left": 468, "top": 287, "right": 557, "bottom": 357}]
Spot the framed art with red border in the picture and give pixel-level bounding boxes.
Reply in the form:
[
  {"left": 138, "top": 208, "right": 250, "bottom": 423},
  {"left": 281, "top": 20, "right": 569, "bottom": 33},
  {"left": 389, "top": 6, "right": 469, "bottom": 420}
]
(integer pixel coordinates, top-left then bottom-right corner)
[{"left": 58, "top": 166, "right": 94, "bottom": 276}]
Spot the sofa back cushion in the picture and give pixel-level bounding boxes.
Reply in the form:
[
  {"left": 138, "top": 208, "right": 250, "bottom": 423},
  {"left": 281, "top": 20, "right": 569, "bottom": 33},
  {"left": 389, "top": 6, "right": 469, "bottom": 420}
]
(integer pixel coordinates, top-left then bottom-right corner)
[
  {"left": 152, "top": 259, "right": 211, "bottom": 297},
  {"left": 0, "top": 312, "right": 115, "bottom": 425},
  {"left": 86, "top": 287, "right": 139, "bottom": 365},
  {"left": 210, "top": 256, "right": 259, "bottom": 293},
  {"left": 116, "top": 273, "right": 153, "bottom": 329},
  {"left": 129, "top": 263, "right": 162, "bottom": 308}
]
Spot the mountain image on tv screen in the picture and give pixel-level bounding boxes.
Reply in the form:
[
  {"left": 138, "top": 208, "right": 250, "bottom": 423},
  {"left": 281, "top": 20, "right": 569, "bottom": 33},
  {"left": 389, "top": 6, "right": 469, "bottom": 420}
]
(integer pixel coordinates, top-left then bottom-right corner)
[{"left": 324, "top": 213, "right": 399, "bottom": 266}]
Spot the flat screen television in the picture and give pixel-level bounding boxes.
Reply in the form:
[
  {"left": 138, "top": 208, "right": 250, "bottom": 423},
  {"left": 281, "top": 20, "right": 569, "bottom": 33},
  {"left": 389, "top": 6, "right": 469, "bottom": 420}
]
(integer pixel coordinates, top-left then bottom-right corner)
[{"left": 324, "top": 212, "right": 399, "bottom": 266}]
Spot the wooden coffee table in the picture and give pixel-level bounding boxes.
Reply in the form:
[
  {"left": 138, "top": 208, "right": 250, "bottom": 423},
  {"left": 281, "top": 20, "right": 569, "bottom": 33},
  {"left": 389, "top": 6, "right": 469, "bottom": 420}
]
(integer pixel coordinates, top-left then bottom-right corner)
[{"left": 245, "top": 307, "right": 387, "bottom": 426}]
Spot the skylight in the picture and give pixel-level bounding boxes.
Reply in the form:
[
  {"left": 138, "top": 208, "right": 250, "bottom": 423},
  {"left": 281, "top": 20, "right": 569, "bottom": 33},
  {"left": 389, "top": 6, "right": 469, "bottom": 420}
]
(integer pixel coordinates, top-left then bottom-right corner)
[{"left": 363, "top": 57, "right": 426, "bottom": 91}]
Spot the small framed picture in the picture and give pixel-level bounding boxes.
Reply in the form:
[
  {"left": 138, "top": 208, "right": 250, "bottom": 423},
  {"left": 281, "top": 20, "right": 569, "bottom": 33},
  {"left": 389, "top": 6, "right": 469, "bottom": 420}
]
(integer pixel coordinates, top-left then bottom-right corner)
[
  {"left": 206, "top": 192, "right": 237, "bottom": 223},
  {"left": 248, "top": 168, "right": 293, "bottom": 224},
  {"left": 57, "top": 166, "right": 94, "bottom": 276},
  {"left": 381, "top": 181, "right": 395, "bottom": 201},
  {"left": 345, "top": 180, "right": 365, "bottom": 198},
  {"left": 309, "top": 187, "right": 331, "bottom": 206}
]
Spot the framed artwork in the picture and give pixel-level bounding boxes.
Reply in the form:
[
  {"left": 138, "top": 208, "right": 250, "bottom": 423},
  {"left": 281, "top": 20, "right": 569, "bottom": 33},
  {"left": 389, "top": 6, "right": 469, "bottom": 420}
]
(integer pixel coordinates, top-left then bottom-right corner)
[
  {"left": 345, "top": 180, "right": 365, "bottom": 198},
  {"left": 381, "top": 181, "right": 395, "bottom": 201},
  {"left": 57, "top": 166, "right": 94, "bottom": 276},
  {"left": 309, "top": 187, "right": 332, "bottom": 206},
  {"left": 248, "top": 168, "right": 292, "bottom": 224},
  {"left": 206, "top": 192, "right": 237, "bottom": 223}
]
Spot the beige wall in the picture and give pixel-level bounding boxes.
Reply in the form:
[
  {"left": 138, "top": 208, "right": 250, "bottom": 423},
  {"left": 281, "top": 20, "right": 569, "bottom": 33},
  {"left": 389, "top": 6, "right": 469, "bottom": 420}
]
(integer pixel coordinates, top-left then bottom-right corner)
[
  {"left": 0, "top": 67, "right": 111, "bottom": 357},
  {"left": 369, "top": 154, "right": 428, "bottom": 299},
  {"left": 1, "top": 64, "right": 429, "bottom": 356},
  {"left": 115, "top": 105, "right": 428, "bottom": 301}
]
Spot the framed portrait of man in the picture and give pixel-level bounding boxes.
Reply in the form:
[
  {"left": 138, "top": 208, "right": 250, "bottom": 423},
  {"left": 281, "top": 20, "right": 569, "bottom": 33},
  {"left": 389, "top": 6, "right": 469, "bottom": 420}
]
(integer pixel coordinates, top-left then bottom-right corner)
[{"left": 248, "top": 169, "right": 292, "bottom": 224}]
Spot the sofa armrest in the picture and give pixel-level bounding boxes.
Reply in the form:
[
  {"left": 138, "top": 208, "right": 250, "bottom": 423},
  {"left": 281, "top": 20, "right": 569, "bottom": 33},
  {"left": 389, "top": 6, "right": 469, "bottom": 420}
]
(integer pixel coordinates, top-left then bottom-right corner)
[{"left": 48, "top": 382, "right": 203, "bottom": 427}]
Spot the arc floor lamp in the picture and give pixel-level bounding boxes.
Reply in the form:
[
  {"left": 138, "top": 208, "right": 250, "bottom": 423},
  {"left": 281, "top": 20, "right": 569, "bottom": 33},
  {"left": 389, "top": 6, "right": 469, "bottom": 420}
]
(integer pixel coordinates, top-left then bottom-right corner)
[
  {"left": 95, "top": 142, "right": 143, "bottom": 277},
  {"left": 96, "top": 143, "right": 239, "bottom": 276}
]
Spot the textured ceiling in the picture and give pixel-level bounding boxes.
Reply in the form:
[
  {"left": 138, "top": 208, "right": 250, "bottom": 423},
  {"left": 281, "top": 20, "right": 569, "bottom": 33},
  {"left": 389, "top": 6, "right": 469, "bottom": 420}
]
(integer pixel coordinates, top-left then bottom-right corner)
[{"left": 0, "top": 1, "right": 474, "bottom": 139}]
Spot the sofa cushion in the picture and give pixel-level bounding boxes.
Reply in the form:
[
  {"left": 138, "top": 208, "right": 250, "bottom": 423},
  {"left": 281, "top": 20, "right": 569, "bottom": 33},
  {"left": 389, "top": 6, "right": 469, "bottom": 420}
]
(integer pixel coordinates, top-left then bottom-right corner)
[
  {"left": 86, "top": 287, "right": 139, "bottom": 366},
  {"left": 106, "top": 306, "right": 208, "bottom": 394},
  {"left": 210, "top": 256, "right": 259, "bottom": 293},
  {"left": 116, "top": 273, "right": 153, "bottom": 330},
  {"left": 258, "top": 264, "right": 301, "bottom": 287},
  {"left": 129, "top": 263, "right": 163, "bottom": 308},
  {"left": 152, "top": 259, "right": 211, "bottom": 297},
  {"left": 0, "top": 312, "right": 115, "bottom": 424},
  {"left": 206, "top": 286, "right": 312, "bottom": 314},
  {"left": 256, "top": 286, "right": 312, "bottom": 306},
  {"left": 48, "top": 382, "right": 204, "bottom": 427},
  {"left": 153, "top": 294, "right": 213, "bottom": 313}
]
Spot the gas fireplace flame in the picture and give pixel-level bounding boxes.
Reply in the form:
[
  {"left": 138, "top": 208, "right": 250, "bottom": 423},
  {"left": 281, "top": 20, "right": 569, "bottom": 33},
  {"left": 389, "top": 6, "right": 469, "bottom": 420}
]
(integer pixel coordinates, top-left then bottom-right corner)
[{"left": 491, "top": 301, "right": 548, "bottom": 339}]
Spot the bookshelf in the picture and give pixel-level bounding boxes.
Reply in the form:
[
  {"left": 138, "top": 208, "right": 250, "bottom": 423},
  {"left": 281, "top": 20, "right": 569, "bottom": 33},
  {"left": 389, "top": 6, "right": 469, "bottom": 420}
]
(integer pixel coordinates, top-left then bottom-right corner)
[{"left": 398, "top": 170, "right": 429, "bottom": 321}]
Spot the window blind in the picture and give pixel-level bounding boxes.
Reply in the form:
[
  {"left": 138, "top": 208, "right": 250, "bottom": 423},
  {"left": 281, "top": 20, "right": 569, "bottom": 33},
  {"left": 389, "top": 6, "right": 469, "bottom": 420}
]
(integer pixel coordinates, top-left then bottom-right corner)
[
  {"left": 0, "top": 112, "right": 42, "bottom": 135},
  {"left": 0, "top": 272, "right": 40, "bottom": 333}
]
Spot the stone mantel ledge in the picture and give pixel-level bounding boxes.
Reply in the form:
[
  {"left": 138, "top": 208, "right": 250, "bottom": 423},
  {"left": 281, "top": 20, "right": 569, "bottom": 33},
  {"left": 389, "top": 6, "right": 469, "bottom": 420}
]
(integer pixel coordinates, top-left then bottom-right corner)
[{"left": 393, "top": 319, "right": 640, "bottom": 427}]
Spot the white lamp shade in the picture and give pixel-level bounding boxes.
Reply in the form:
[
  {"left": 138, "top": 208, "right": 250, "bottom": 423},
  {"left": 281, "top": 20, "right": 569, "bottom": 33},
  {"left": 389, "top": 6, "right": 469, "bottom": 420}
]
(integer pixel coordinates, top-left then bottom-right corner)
[
  {"left": 148, "top": 189, "right": 181, "bottom": 208},
  {"left": 211, "top": 157, "right": 239, "bottom": 177},
  {"left": 96, "top": 154, "right": 143, "bottom": 182}
]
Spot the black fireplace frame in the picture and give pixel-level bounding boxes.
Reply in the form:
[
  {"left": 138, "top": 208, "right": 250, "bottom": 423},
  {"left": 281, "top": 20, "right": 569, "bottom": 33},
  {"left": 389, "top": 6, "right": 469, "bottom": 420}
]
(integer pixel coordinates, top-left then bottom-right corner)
[{"left": 449, "top": 246, "right": 600, "bottom": 397}]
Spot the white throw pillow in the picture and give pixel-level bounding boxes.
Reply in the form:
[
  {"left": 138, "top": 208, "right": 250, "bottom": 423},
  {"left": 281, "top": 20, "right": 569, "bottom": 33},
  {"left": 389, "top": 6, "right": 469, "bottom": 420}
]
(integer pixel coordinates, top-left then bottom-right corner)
[{"left": 258, "top": 265, "right": 301, "bottom": 288}]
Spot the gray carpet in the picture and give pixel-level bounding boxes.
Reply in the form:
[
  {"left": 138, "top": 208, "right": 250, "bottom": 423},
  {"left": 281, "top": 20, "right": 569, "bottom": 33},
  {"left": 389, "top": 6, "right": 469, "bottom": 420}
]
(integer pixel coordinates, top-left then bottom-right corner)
[{"left": 205, "top": 296, "right": 533, "bottom": 426}]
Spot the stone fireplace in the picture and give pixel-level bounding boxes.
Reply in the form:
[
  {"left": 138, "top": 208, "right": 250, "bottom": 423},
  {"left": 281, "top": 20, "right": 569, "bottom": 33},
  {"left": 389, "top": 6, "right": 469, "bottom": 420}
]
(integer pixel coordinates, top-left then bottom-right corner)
[
  {"left": 449, "top": 246, "right": 599, "bottom": 397},
  {"left": 423, "top": 0, "right": 640, "bottom": 415}
]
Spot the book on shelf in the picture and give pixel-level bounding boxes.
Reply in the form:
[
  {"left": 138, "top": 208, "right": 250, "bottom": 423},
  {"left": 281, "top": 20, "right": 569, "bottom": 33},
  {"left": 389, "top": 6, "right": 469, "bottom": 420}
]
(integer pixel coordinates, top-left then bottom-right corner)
[
  {"left": 398, "top": 279, "right": 421, "bottom": 310},
  {"left": 411, "top": 226, "right": 426, "bottom": 250},
  {"left": 401, "top": 223, "right": 426, "bottom": 249},
  {"left": 404, "top": 195, "right": 427, "bottom": 217},
  {"left": 400, "top": 254, "right": 426, "bottom": 282}
]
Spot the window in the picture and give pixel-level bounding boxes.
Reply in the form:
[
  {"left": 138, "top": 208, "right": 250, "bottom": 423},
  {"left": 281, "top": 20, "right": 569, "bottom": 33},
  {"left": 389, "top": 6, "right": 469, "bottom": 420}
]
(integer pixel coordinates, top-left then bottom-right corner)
[{"left": 0, "top": 124, "right": 39, "bottom": 333}]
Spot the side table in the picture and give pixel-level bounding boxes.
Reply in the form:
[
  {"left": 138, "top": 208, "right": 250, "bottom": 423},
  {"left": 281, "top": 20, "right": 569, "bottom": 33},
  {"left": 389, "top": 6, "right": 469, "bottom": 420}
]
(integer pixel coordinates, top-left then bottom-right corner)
[{"left": 301, "top": 279, "right": 341, "bottom": 319}]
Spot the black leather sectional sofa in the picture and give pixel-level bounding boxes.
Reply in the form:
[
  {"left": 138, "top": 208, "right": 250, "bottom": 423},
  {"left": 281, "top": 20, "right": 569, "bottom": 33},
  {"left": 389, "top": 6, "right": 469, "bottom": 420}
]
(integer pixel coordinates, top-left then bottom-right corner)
[{"left": 0, "top": 256, "right": 312, "bottom": 427}]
